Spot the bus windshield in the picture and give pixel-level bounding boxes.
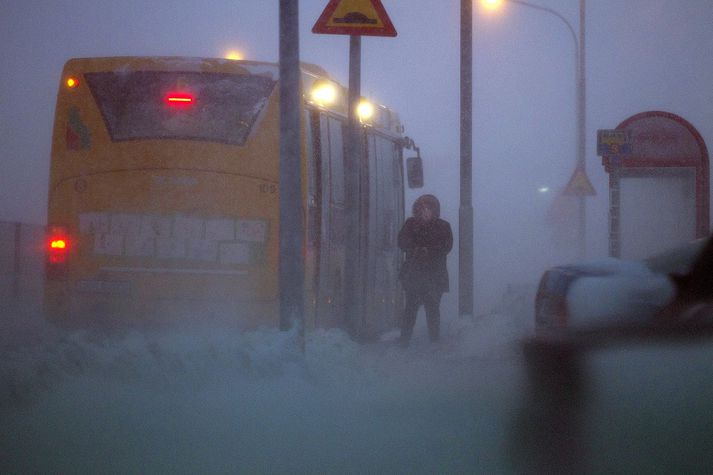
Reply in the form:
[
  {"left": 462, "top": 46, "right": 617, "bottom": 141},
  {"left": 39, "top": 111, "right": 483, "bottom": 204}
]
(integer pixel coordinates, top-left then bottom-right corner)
[{"left": 85, "top": 71, "right": 276, "bottom": 145}]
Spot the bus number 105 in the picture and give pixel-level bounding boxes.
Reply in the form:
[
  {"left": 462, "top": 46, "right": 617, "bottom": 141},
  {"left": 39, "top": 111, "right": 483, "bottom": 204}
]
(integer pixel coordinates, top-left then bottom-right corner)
[{"left": 259, "top": 183, "right": 277, "bottom": 194}]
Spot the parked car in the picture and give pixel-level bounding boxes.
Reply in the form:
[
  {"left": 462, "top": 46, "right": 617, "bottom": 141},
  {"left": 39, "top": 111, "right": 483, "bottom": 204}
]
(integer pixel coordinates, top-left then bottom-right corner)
[
  {"left": 534, "top": 237, "right": 712, "bottom": 334},
  {"left": 519, "top": 236, "right": 713, "bottom": 474}
]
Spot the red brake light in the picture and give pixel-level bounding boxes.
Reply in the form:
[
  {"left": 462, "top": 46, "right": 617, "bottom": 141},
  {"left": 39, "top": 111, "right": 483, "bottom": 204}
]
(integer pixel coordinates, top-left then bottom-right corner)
[
  {"left": 50, "top": 239, "right": 67, "bottom": 249},
  {"left": 165, "top": 92, "right": 194, "bottom": 107},
  {"left": 47, "top": 225, "right": 70, "bottom": 279},
  {"left": 47, "top": 226, "right": 70, "bottom": 264}
]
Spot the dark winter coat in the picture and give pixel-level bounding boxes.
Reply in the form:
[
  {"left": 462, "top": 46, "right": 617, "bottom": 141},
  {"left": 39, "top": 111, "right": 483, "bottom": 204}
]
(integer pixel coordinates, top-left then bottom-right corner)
[{"left": 398, "top": 217, "right": 453, "bottom": 293}]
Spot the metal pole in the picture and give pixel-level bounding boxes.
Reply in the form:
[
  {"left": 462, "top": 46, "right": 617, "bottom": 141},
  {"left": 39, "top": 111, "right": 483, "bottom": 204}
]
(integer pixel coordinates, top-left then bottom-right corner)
[
  {"left": 13, "top": 222, "right": 21, "bottom": 299},
  {"left": 510, "top": 0, "right": 586, "bottom": 261},
  {"left": 278, "top": 0, "right": 304, "bottom": 340},
  {"left": 511, "top": 0, "right": 577, "bottom": 50},
  {"left": 577, "top": 0, "right": 587, "bottom": 260},
  {"left": 344, "top": 35, "right": 362, "bottom": 336},
  {"left": 459, "top": 0, "right": 474, "bottom": 318}
]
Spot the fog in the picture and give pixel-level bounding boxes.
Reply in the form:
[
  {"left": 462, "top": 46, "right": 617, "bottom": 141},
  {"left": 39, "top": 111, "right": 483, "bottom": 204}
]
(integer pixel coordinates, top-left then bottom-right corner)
[
  {"left": 4, "top": 0, "right": 713, "bottom": 312},
  {"left": 3, "top": 1, "right": 713, "bottom": 472}
]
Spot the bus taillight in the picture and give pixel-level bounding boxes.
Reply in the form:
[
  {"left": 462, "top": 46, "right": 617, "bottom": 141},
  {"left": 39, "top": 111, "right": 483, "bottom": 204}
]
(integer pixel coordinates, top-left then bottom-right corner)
[
  {"left": 165, "top": 92, "right": 194, "bottom": 107},
  {"left": 50, "top": 239, "right": 67, "bottom": 250},
  {"left": 47, "top": 226, "right": 70, "bottom": 277},
  {"left": 49, "top": 239, "right": 68, "bottom": 264}
]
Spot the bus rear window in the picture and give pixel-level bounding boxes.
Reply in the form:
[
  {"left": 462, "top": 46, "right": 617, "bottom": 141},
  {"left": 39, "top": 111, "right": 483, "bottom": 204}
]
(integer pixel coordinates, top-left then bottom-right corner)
[{"left": 85, "top": 71, "right": 276, "bottom": 145}]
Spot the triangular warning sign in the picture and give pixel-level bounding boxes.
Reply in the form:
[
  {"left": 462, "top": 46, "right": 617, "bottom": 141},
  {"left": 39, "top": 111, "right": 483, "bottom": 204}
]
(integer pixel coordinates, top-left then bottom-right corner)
[
  {"left": 564, "top": 166, "right": 596, "bottom": 196},
  {"left": 312, "top": 0, "right": 397, "bottom": 37}
]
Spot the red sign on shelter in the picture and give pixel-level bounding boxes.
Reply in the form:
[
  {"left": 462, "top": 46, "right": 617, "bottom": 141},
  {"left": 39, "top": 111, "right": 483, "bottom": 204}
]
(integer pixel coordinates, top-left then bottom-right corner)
[
  {"left": 601, "top": 111, "right": 710, "bottom": 258},
  {"left": 312, "top": 0, "right": 397, "bottom": 37}
]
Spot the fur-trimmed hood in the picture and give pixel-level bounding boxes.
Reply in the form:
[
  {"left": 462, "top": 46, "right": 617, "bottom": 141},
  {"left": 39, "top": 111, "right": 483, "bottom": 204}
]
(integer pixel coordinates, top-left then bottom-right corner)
[{"left": 412, "top": 194, "right": 441, "bottom": 218}]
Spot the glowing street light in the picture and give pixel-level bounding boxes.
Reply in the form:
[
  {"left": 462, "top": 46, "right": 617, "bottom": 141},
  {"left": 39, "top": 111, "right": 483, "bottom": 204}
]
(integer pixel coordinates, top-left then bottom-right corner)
[
  {"left": 459, "top": 0, "right": 587, "bottom": 316},
  {"left": 481, "top": 0, "right": 504, "bottom": 10},
  {"left": 225, "top": 50, "right": 244, "bottom": 61},
  {"left": 477, "top": 0, "right": 589, "bottom": 260}
]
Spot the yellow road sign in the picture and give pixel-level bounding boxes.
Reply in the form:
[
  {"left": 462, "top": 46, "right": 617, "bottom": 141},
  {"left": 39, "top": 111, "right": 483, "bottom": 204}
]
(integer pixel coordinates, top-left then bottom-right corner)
[
  {"left": 312, "top": 0, "right": 397, "bottom": 37},
  {"left": 564, "top": 166, "right": 596, "bottom": 196}
]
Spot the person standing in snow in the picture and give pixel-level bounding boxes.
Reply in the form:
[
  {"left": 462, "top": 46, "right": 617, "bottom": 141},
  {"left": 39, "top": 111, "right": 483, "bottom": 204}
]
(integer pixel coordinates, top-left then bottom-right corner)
[{"left": 397, "top": 194, "right": 453, "bottom": 346}]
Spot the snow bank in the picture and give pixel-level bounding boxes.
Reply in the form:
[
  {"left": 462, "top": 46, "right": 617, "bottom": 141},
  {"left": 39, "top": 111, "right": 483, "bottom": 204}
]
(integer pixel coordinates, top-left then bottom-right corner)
[
  {"left": 566, "top": 259, "right": 676, "bottom": 327},
  {"left": 1, "top": 309, "right": 522, "bottom": 409}
]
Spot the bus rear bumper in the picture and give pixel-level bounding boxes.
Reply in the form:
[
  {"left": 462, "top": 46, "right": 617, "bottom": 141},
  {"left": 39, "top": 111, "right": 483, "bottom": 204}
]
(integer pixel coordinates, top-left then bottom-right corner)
[{"left": 44, "top": 282, "right": 278, "bottom": 331}]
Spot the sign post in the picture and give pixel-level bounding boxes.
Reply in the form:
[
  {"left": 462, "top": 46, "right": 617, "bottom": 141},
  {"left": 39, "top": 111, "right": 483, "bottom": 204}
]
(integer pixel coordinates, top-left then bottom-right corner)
[
  {"left": 313, "top": 0, "right": 396, "bottom": 337},
  {"left": 279, "top": 0, "right": 304, "bottom": 347},
  {"left": 344, "top": 33, "right": 362, "bottom": 336}
]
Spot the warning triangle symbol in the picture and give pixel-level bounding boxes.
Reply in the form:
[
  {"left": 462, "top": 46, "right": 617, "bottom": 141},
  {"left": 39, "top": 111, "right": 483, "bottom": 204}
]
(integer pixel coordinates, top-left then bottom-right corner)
[
  {"left": 313, "top": 0, "right": 397, "bottom": 37},
  {"left": 564, "top": 166, "right": 596, "bottom": 196}
]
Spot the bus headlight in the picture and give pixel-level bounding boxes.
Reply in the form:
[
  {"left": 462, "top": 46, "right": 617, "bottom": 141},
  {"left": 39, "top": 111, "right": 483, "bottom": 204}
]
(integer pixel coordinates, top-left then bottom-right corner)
[
  {"left": 310, "top": 81, "right": 338, "bottom": 106},
  {"left": 357, "top": 100, "right": 375, "bottom": 122}
]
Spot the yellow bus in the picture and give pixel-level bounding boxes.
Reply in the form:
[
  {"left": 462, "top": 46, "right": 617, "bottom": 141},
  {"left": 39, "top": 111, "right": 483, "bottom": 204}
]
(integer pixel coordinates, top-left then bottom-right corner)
[{"left": 46, "top": 56, "right": 419, "bottom": 336}]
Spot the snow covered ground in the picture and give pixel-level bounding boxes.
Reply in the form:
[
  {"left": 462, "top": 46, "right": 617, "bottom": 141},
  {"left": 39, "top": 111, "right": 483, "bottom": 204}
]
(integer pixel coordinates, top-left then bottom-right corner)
[
  {"left": 0, "top": 309, "right": 525, "bottom": 474},
  {"left": 2, "top": 301, "right": 713, "bottom": 474}
]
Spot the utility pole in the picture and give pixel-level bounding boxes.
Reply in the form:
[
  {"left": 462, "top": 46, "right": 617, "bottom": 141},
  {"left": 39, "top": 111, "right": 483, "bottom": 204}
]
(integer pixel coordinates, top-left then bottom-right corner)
[
  {"left": 278, "top": 0, "right": 304, "bottom": 344},
  {"left": 504, "top": 0, "right": 590, "bottom": 261},
  {"left": 459, "top": 0, "right": 474, "bottom": 318}
]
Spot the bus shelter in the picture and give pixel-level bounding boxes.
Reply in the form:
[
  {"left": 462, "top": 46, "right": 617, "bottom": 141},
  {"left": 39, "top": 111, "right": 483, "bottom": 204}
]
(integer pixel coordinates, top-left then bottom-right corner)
[{"left": 601, "top": 111, "right": 709, "bottom": 259}]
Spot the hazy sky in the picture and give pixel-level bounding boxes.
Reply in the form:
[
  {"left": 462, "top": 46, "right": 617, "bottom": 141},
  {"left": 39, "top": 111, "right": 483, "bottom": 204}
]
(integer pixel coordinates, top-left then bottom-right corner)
[{"left": 2, "top": 0, "right": 713, "bottom": 312}]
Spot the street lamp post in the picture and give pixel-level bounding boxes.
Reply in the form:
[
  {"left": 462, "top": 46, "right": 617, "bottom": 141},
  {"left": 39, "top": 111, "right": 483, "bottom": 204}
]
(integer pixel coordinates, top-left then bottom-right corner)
[
  {"left": 482, "top": 0, "right": 588, "bottom": 260},
  {"left": 460, "top": 0, "right": 474, "bottom": 318}
]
